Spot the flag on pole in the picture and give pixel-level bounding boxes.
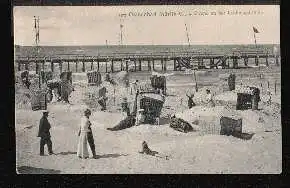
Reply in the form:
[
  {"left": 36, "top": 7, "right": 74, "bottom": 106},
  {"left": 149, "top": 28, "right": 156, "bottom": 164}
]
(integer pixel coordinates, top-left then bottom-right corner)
[
  {"left": 34, "top": 16, "right": 36, "bottom": 29},
  {"left": 253, "top": 27, "right": 259, "bottom": 33}
]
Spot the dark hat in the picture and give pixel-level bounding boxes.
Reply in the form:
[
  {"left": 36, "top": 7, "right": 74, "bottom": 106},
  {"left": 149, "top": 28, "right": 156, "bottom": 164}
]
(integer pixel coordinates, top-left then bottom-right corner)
[{"left": 42, "top": 110, "right": 49, "bottom": 114}]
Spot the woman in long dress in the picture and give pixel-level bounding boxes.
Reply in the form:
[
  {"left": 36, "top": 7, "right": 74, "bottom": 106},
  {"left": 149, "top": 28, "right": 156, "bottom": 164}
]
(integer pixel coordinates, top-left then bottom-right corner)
[{"left": 77, "top": 111, "right": 91, "bottom": 159}]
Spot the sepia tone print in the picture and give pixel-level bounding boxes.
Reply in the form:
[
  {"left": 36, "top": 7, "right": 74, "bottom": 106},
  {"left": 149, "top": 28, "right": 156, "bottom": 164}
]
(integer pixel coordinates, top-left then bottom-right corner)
[{"left": 14, "top": 5, "right": 280, "bottom": 174}]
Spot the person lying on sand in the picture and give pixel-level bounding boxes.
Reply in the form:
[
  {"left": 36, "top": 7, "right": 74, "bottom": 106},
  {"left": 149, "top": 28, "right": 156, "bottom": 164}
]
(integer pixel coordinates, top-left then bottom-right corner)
[{"left": 139, "top": 141, "right": 170, "bottom": 160}]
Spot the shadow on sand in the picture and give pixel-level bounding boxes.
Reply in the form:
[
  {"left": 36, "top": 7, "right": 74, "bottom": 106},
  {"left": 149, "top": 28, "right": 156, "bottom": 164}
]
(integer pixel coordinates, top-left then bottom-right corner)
[
  {"left": 17, "top": 166, "right": 61, "bottom": 174},
  {"left": 159, "top": 117, "right": 171, "bottom": 125},
  {"left": 56, "top": 151, "right": 77, "bottom": 156},
  {"left": 96, "top": 153, "right": 128, "bottom": 159}
]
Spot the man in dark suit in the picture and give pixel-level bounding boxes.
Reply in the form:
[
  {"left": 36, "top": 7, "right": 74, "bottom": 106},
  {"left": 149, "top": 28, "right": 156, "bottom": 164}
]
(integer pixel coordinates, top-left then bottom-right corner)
[{"left": 38, "top": 110, "right": 54, "bottom": 156}]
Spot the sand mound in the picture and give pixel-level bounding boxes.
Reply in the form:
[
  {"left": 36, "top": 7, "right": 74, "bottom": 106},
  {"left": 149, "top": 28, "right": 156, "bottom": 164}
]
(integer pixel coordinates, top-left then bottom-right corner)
[
  {"left": 113, "top": 71, "right": 129, "bottom": 86},
  {"left": 174, "top": 104, "right": 278, "bottom": 135}
]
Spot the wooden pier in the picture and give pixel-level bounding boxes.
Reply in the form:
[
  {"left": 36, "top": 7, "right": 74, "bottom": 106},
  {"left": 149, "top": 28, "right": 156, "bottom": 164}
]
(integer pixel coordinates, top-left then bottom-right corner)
[{"left": 15, "top": 50, "right": 280, "bottom": 73}]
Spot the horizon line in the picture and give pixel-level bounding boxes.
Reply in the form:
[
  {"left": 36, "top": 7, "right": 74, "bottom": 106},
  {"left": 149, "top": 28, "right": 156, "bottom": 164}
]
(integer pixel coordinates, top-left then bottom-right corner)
[{"left": 15, "top": 43, "right": 280, "bottom": 47}]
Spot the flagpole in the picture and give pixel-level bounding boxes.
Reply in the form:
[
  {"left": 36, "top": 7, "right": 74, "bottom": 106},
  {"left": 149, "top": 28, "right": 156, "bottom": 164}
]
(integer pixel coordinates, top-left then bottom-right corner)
[
  {"left": 253, "top": 32, "right": 257, "bottom": 49},
  {"left": 253, "top": 27, "right": 261, "bottom": 79}
]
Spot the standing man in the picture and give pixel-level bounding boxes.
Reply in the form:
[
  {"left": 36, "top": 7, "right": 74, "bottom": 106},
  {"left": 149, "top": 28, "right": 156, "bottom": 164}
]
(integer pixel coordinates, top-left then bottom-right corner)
[
  {"left": 38, "top": 110, "right": 54, "bottom": 156},
  {"left": 186, "top": 93, "right": 196, "bottom": 109},
  {"left": 80, "top": 109, "right": 97, "bottom": 159}
]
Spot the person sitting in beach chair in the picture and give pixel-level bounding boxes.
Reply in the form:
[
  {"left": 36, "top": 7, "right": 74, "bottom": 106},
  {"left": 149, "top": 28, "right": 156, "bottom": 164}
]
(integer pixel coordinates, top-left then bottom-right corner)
[{"left": 135, "top": 109, "right": 145, "bottom": 126}]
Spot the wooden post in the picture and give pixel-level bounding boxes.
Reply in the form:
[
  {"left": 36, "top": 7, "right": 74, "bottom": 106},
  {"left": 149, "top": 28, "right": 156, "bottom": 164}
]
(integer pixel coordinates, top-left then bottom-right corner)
[
  {"left": 243, "top": 57, "right": 248, "bottom": 66},
  {"left": 82, "top": 61, "right": 85, "bottom": 72},
  {"left": 164, "top": 59, "right": 167, "bottom": 71},
  {"left": 126, "top": 60, "right": 129, "bottom": 72},
  {"left": 51, "top": 61, "right": 54, "bottom": 72},
  {"left": 152, "top": 59, "right": 155, "bottom": 71},
  {"left": 105, "top": 61, "right": 108, "bottom": 73},
  {"left": 134, "top": 60, "right": 137, "bottom": 72},
  {"left": 265, "top": 52, "right": 269, "bottom": 67},
  {"left": 161, "top": 59, "right": 163, "bottom": 71},
  {"left": 18, "top": 62, "right": 21, "bottom": 71},
  {"left": 75, "top": 62, "right": 78, "bottom": 72},
  {"left": 148, "top": 60, "right": 151, "bottom": 71},
  {"left": 113, "top": 87, "right": 116, "bottom": 105},
  {"left": 275, "top": 80, "right": 277, "bottom": 95},
  {"left": 121, "top": 61, "right": 123, "bottom": 71},
  {"left": 68, "top": 61, "right": 70, "bottom": 71},
  {"left": 252, "top": 89, "right": 259, "bottom": 110},
  {"left": 210, "top": 58, "right": 214, "bottom": 68},
  {"left": 173, "top": 59, "right": 177, "bottom": 71},
  {"left": 198, "top": 57, "right": 202, "bottom": 67},
  {"left": 42, "top": 60, "right": 45, "bottom": 71},
  {"left": 59, "top": 62, "right": 63, "bottom": 73},
  {"left": 275, "top": 55, "right": 279, "bottom": 66},
  {"left": 111, "top": 60, "right": 114, "bottom": 73},
  {"left": 139, "top": 59, "right": 142, "bottom": 71},
  {"left": 233, "top": 57, "right": 238, "bottom": 69},
  {"left": 267, "top": 81, "right": 269, "bottom": 89},
  {"left": 91, "top": 61, "right": 93, "bottom": 71},
  {"left": 97, "top": 60, "right": 100, "bottom": 72},
  {"left": 193, "top": 69, "right": 198, "bottom": 92},
  {"left": 34, "top": 61, "right": 38, "bottom": 73},
  {"left": 255, "top": 55, "right": 259, "bottom": 66}
]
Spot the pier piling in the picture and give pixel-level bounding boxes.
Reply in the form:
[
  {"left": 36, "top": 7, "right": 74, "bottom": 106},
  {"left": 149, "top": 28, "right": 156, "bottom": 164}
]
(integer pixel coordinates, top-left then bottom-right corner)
[
  {"left": 125, "top": 60, "right": 129, "bottom": 72},
  {"left": 82, "top": 61, "right": 85, "bottom": 72},
  {"left": 111, "top": 60, "right": 114, "bottom": 73},
  {"left": 243, "top": 57, "right": 248, "bottom": 66},
  {"left": 51, "top": 61, "right": 54, "bottom": 72},
  {"left": 59, "top": 62, "right": 62, "bottom": 73},
  {"left": 255, "top": 56, "right": 259, "bottom": 66},
  {"left": 91, "top": 61, "right": 93, "bottom": 71},
  {"left": 68, "top": 61, "right": 70, "bottom": 71},
  {"left": 139, "top": 60, "right": 142, "bottom": 71}
]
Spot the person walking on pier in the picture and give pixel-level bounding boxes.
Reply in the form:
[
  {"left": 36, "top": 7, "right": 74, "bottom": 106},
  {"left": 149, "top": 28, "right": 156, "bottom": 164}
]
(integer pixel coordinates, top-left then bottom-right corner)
[
  {"left": 37, "top": 110, "right": 54, "bottom": 156},
  {"left": 77, "top": 109, "right": 97, "bottom": 159}
]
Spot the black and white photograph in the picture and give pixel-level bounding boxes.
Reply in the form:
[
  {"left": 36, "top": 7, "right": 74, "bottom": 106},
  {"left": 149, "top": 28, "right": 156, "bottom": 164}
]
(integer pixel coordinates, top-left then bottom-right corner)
[{"left": 14, "top": 5, "right": 281, "bottom": 174}]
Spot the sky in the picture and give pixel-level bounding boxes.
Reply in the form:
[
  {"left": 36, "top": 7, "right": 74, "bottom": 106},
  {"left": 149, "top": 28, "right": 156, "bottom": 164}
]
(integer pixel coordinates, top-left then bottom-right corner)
[{"left": 13, "top": 5, "right": 280, "bottom": 46}]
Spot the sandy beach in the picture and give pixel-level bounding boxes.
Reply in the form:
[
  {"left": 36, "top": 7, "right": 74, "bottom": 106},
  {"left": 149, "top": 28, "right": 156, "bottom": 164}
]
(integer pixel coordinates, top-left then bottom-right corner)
[{"left": 15, "top": 65, "right": 281, "bottom": 174}]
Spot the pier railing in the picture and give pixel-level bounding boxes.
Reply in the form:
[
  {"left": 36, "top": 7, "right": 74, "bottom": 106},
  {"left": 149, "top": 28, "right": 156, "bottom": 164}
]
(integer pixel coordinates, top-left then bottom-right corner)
[{"left": 15, "top": 49, "right": 275, "bottom": 62}]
